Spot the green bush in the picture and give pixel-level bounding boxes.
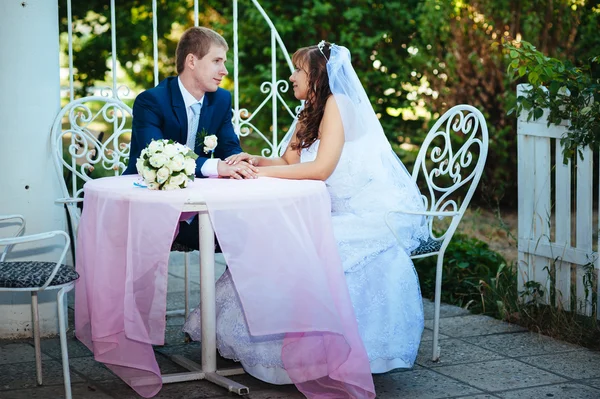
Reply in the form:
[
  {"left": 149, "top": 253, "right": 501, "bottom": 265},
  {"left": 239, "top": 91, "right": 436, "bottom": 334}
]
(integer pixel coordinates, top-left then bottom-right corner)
[{"left": 415, "top": 232, "right": 517, "bottom": 317}]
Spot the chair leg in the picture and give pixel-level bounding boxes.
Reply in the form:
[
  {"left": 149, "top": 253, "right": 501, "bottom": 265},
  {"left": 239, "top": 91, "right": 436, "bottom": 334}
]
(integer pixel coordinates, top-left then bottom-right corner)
[
  {"left": 184, "top": 252, "right": 190, "bottom": 319},
  {"left": 432, "top": 252, "right": 444, "bottom": 362},
  {"left": 31, "top": 291, "right": 43, "bottom": 385},
  {"left": 57, "top": 286, "right": 74, "bottom": 399}
]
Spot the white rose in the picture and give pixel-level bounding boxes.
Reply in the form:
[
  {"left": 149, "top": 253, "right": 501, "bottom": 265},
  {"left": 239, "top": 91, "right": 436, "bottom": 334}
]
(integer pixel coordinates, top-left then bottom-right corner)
[
  {"left": 163, "top": 143, "right": 178, "bottom": 158},
  {"left": 169, "top": 173, "right": 186, "bottom": 187},
  {"left": 140, "top": 148, "right": 149, "bottom": 159},
  {"left": 149, "top": 153, "right": 168, "bottom": 168},
  {"left": 135, "top": 158, "right": 144, "bottom": 175},
  {"left": 203, "top": 135, "right": 218, "bottom": 152},
  {"left": 174, "top": 143, "right": 187, "bottom": 154},
  {"left": 142, "top": 167, "right": 157, "bottom": 183},
  {"left": 147, "top": 181, "right": 160, "bottom": 190},
  {"left": 184, "top": 158, "right": 196, "bottom": 175},
  {"left": 148, "top": 140, "right": 164, "bottom": 154},
  {"left": 167, "top": 153, "right": 186, "bottom": 172},
  {"left": 162, "top": 183, "right": 180, "bottom": 191},
  {"left": 156, "top": 166, "right": 171, "bottom": 184}
]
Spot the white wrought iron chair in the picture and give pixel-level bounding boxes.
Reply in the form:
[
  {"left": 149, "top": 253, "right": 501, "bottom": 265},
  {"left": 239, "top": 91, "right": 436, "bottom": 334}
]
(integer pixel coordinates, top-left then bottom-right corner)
[
  {"left": 50, "top": 97, "right": 192, "bottom": 318},
  {"left": 0, "top": 214, "right": 77, "bottom": 399},
  {"left": 386, "top": 104, "right": 489, "bottom": 362}
]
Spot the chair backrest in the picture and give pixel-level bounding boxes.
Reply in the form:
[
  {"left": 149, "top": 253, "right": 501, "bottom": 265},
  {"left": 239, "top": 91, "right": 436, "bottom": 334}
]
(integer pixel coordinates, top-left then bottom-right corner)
[
  {"left": 412, "top": 104, "right": 489, "bottom": 242},
  {"left": 51, "top": 96, "right": 132, "bottom": 233}
]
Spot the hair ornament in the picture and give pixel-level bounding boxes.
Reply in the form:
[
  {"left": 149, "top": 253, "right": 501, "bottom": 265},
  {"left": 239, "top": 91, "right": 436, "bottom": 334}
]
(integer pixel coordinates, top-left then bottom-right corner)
[{"left": 317, "top": 40, "right": 329, "bottom": 60}]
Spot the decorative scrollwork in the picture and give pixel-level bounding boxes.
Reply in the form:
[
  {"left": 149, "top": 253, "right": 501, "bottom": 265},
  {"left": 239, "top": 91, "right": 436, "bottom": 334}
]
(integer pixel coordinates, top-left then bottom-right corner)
[
  {"left": 99, "top": 84, "right": 132, "bottom": 100},
  {"left": 52, "top": 97, "right": 132, "bottom": 204},
  {"left": 233, "top": 79, "right": 298, "bottom": 157},
  {"left": 415, "top": 105, "right": 489, "bottom": 240}
]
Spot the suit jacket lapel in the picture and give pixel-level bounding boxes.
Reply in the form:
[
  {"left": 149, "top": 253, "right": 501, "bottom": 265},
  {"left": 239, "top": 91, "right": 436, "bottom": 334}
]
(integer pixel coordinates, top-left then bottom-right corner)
[
  {"left": 170, "top": 78, "right": 188, "bottom": 144},
  {"left": 196, "top": 92, "right": 214, "bottom": 153}
]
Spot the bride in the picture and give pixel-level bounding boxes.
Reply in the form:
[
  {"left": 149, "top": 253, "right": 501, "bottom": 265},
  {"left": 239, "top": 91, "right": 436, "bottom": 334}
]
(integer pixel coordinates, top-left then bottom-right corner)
[{"left": 183, "top": 41, "right": 428, "bottom": 383}]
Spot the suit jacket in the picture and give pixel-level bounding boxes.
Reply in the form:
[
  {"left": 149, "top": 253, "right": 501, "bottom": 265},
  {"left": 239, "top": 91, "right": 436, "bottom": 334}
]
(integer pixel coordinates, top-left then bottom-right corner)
[{"left": 124, "top": 76, "right": 242, "bottom": 176}]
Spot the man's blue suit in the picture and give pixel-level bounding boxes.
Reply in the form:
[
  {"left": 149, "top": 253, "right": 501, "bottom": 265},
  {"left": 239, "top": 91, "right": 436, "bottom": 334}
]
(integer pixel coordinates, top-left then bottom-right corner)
[
  {"left": 124, "top": 76, "right": 242, "bottom": 249},
  {"left": 124, "top": 76, "right": 242, "bottom": 176}
]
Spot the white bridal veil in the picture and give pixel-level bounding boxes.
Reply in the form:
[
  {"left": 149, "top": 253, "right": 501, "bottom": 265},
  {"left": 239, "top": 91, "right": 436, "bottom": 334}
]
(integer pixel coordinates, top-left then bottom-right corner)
[{"left": 281, "top": 42, "right": 428, "bottom": 252}]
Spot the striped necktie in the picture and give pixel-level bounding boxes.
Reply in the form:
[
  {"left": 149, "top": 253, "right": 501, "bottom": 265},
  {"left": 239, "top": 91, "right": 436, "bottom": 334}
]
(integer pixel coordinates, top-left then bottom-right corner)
[{"left": 186, "top": 102, "right": 202, "bottom": 150}]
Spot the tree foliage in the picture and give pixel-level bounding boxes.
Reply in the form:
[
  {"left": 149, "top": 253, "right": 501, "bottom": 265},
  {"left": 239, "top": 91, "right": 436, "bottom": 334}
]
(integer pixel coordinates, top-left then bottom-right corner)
[
  {"left": 504, "top": 39, "right": 599, "bottom": 162},
  {"left": 59, "top": 0, "right": 600, "bottom": 206}
]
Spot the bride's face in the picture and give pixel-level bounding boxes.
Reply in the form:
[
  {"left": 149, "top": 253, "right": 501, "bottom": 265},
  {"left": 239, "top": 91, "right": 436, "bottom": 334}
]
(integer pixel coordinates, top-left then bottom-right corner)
[{"left": 290, "top": 61, "right": 309, "bottom": 100}]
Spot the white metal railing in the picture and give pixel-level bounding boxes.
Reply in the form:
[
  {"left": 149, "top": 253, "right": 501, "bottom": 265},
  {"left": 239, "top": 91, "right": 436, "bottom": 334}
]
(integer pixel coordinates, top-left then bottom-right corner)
[
  {"left": 53, "top": 0, "right": 299, "bottom": 239},
  {"left": 516, "top": 84, "right": 599, "bottom": 317},
  {"left": 57, "top": 0, "right": 297, "bottom": 179}
]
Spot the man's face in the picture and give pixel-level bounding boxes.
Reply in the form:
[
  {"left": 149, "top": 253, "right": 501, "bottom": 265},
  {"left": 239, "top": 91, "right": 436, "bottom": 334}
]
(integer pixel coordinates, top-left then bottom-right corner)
[
  {"left": 290, "top": 61, "right": 309, "bottom": 100},
  {"left": 191, "top": 44, "right": 228, "bottom": 93}
]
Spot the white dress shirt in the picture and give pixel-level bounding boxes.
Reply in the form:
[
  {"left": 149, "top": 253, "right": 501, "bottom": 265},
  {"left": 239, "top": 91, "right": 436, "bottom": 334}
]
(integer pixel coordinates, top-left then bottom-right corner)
[{"left": 177, "top": 77, "right": 219, "bottom": 177}]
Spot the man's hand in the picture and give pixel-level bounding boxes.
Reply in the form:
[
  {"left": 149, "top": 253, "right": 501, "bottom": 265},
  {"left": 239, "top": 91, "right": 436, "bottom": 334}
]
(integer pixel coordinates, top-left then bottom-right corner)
[
  {"left": 217, "top": 160, "right": 258, "bottom": 179},
  {"left": 224, "top": 152, "right": 260, "bottom": 166}
]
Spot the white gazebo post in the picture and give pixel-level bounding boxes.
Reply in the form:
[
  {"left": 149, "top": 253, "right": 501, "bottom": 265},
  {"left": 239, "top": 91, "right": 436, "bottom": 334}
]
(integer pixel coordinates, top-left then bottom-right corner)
[{"left": 0, "top": 1, "right": 66, "bottom": 338}]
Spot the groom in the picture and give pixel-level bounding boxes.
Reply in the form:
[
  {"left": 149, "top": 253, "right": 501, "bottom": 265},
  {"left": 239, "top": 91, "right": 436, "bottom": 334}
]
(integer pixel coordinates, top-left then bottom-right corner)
[{"left": 124, "top": 26, "right": 257, "bottom": 249}]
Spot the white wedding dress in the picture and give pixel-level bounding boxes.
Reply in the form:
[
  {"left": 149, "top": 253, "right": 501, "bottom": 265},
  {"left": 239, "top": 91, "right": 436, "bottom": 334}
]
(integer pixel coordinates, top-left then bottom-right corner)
[{"left": 183, "top": 134, "right": 427, "bottom": 384}]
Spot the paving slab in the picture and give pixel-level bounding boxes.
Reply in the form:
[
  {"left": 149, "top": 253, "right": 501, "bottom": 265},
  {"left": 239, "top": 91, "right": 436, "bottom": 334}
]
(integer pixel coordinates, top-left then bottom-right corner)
[
  {"left": 93, "top": 378, "right": 227, "bottom": 399},
  {"left": 424, "top": 315, "right": 527, "bottom": 338},
  {"left": 0, "top": 360, "right": 85, "bottom": 390},
  {"left": 453, "top": 395, "right": 500, "bottom": 399},
  {"left": 68, "top": 357, "right": 121, "bottom": 382},
  {"left": 519, "top": 350, "right": 600, "bottom": 380},
  {"left": 433, "top": 358, "right": 567, "bottom": 392},
  {"left": 165, "top": 290, "right": 201, "bottom": 313},
  {"left": 0, "top": 342, "right": 51, "bottom": 364},
  {"left": 40, "top": 332, "right": 93, "bottom": 359},
  {"left": 162, "top": 325, "right": 191, "bottom": 346},
  {"left": 464, "top": 332, "right": 584, "bottom": 358},
  {"left": 0, "top": 382, "right": 112, "bottom": 399},
  {"left": 167, "top": 252, "right": 227, "bottom": 281},
  {"left": 165, "top": 315, "right": 186, "bottom": 326},
  {"left": 496, "top": 383, "right": 600, "bottom": 399},
  {"left": 166, "top": 272, "right": 199, "bottom": 292},
  {"left": 582, "top": 378, "right": 600, "bottom": 390},
  {"left": 423, "top": 299, "right": 471, "bottom": 320},
  {"left": 421, "top": 327, "right": 450, "bottom": 342},
  {"left": 372, "top": 367, "right": 484, "bottom": 398},
  {"left": 416, "top": 338, "right": 505, "bottom": 368}
]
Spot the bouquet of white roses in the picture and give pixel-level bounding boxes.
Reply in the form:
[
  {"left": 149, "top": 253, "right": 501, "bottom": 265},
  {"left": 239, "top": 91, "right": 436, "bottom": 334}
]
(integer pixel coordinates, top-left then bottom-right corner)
[{"left": 135, "top": 139, "right": 198, "bottom": 190}]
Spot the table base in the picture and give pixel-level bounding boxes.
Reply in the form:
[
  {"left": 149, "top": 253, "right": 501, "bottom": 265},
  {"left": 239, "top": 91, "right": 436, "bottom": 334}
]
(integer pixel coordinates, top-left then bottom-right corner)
[{"left": 162, "top": 355, "right": 249, "bottom": 395}]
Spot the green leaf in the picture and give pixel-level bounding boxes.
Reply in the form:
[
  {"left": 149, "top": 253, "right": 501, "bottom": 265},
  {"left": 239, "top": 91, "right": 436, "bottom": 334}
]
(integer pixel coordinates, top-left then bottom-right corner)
[
  {"left": 533, "top": 107, "right": 544, "bottom": 120},
  {"left": 510, "top": 50, "right": 519, "bottom": 59},
  {"left": 528, "top": 71, "right": 539, "bottom": 85},
  {"left": 518, "top": 66, "right": 527, "bottom": 77}
]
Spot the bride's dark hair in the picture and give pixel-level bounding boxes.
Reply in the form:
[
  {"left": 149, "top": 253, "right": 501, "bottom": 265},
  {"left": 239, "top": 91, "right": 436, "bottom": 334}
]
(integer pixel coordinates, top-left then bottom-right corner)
[{"left": 291, "top": 42, "right": 332, "bottom": 151}]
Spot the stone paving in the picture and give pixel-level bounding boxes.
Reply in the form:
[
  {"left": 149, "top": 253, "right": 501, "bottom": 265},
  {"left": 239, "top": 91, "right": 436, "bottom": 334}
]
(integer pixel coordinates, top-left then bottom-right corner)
[{"left": 2, "top": 252, "right": 600, "bottom": 399}]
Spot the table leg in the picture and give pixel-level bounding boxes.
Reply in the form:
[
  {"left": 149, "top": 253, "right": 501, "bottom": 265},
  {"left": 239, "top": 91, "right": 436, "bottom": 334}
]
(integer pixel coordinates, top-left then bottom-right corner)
[
  {"left": 199, "top": 211, "right": 216, "bottom": 372},
  {"left": 162, "top": 209, "right": 248, "bottom": 395}
]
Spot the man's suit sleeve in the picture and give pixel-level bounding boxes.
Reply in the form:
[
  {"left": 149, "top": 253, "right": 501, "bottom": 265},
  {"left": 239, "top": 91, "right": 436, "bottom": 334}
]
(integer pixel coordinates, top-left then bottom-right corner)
[
  {"left": 217, "top": 105, "right": 243, "bottom": 158},
  {"left": 194, "top": 91, "right": 242, "bottom": 177},
  {"left": 124, "top": 92, "right": 164, "bottom": 175}
]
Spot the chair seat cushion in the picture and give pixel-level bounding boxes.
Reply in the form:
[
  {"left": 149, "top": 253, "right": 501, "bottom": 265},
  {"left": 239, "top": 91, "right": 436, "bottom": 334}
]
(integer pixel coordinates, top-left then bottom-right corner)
[
  {"left": 0, "top": 262, "right": 79, "bottom": 288},
  {"left": 170, "top": 241, "right": 194, "bottom": 252},
  {"left": 411, "top": 237, "right": 443, "bottom": 256}
]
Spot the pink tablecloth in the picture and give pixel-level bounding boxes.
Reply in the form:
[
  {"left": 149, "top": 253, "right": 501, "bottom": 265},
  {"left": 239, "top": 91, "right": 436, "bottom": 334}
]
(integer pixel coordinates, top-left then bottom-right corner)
[{"left": 75, "top": 175, "right": 375, "bottom": 398}]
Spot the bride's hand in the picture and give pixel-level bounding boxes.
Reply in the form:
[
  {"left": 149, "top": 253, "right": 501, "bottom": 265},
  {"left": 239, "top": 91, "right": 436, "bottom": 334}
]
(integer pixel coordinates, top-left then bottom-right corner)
[{"left": 225, "top": 152, "right": 259, "bottom": 166}]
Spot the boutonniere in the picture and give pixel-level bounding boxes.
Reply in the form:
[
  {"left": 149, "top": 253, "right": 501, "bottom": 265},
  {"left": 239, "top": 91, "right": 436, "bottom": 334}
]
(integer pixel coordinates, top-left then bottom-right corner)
[
  {"left": 195, "top": 128, "right": 218, "bottom": 158},
  {"left": 195, "top": 128, "right": 208, "bottom": 150},
  {"left": 203, "top": 135, "right": 218, "bottom": 158}
]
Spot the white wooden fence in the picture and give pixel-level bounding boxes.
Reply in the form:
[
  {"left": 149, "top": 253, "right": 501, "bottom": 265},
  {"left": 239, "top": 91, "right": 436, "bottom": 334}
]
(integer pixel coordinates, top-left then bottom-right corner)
[{"left": 517, "top": 84, "right": 599, "bottom": 317}]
